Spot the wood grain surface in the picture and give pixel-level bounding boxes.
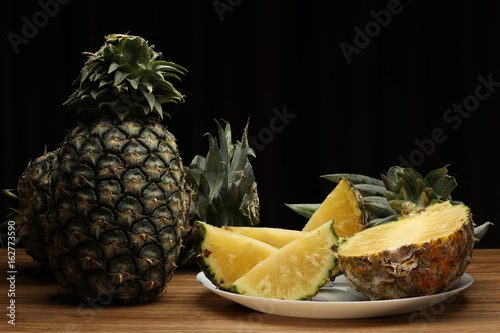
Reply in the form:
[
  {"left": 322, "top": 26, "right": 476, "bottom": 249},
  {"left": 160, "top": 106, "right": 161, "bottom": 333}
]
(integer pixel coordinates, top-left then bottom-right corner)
[{"left": 1, "top": 249, "right": 499, "bottom": 332}]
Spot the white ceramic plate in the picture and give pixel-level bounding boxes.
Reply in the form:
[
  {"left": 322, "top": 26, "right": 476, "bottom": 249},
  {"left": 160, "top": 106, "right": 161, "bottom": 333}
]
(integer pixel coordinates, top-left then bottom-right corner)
[{"left": 196, "top": 272, "right": 473, "bottom": 319}]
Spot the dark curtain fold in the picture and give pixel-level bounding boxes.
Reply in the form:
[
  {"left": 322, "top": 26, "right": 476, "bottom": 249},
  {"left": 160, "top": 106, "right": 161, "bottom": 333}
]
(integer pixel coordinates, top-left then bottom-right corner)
[{"left": 1, "top": 0, "right": 498, "bottom": 247}]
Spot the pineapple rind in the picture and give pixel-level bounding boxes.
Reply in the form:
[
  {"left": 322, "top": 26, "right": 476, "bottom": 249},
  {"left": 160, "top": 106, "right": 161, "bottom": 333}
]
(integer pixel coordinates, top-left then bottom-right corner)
[
  {"left": 5, "top": 148, "right": 59, "bottom": 269},
  {"left": 337, "top": 202, "right": 475, "bottom": 300},
  {"left": 47, "top": 117, "right": 193, "bottom": 303}
]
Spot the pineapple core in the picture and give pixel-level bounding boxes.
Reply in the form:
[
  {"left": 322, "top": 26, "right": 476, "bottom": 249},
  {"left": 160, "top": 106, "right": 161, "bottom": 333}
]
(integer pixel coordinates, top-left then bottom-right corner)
[{"left": 340, "top": 202, "right": 468, "bottom": 256}]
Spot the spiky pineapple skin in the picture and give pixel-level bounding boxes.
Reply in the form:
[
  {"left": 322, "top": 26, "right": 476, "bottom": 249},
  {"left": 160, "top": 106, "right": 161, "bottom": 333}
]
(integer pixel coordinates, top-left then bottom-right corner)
[
  {"left": 46, "top": 116, "right": 193, "bottom": 303},
  {"left": 14, "top": 149, "right": 58, "bottom": 268},
  {"left": 337, "top": 208, "right": 475, "bottom": 300}
]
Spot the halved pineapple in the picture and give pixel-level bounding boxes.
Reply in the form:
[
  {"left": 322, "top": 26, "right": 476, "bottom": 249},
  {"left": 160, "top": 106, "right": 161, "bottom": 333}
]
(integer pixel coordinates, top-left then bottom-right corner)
[
  {"left": 302, "top": 178, "right": 368, "bottom": 237},
  {"left": 223, "top": 226, "right": 304, "bottom": 248},
  {"left": 231, "top": 220, "right": 339, "bottom": 300},
  {"left": 194, "top": 222, "right": 277, "bottom": 290},
  {"left": 337, "top": 201, "right": 475, "bottom": 300}
]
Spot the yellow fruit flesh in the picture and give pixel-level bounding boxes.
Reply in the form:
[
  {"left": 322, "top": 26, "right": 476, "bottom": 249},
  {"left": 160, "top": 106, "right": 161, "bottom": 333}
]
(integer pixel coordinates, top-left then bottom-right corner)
[
  {"left": 302, "top": 179, "right": 363, "bottom": 237},
  {"left": 223, "top": 226, "right": 304, "bottom": 248},
  {"left": 231, "top": 221, "right": 338, "bottom": 300},
  {"left": 340, "top": 202, "right": 469, "bottom": 256},
  {"left": 198, "top": 223, "right": 277, "bottom": 290}
]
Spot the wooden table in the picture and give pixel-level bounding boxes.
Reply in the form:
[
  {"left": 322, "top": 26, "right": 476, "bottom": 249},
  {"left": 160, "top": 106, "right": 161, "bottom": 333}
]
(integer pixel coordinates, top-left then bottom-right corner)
[{"left": 1, "top": 249, "right": 499, "bottom": 332}]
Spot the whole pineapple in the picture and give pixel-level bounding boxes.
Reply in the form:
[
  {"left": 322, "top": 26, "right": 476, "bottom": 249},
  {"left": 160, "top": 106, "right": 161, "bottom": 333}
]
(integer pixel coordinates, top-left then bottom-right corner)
[
  {"left": 4, "top": 148, "right": 58, "bottom": 269},
  {"left": 46, "top": 34, "right": 193, "bottom": 303}
]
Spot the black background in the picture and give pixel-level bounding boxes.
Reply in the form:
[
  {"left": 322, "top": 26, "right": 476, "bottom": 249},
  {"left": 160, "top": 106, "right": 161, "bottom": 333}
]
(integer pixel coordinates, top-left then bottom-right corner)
[{"left": 1, "top": 0, "right": 498, "bottom": 248}]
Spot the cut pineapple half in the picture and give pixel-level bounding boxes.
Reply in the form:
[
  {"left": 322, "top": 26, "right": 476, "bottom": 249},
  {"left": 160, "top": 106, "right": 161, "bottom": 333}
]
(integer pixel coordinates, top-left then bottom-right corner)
[
  {"left": 337, "top": 201, "right": 475, "bottom": 300},
  {"left": 231, "top": 220, "right": 339, "bottom": 300},
  {"left": 194, "top": 222, "right": 277, "bottom": 290},
  {"left": 223, "top": 226, "right": 304, "bottom": 248},
  {"left": 302, "top": 178, "right": 367, "bottom": 237}
]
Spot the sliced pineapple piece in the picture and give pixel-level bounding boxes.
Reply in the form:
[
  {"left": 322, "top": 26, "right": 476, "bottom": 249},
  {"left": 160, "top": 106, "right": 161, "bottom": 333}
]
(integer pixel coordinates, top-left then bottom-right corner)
[
  {"left": 194, "top": 221, "right": 277, "bottom": 290},
  {"left": 231, "top": 220, "right": 338, "bottom": 300},
  {"left": 337, "top": 201, "right": 475, "bottom": 300},
  {"left": 223, "top": 226, "right": 304, "bottom": 248},
  {"left": 302, "top": 178, "right": 367, "bottom": 237}
]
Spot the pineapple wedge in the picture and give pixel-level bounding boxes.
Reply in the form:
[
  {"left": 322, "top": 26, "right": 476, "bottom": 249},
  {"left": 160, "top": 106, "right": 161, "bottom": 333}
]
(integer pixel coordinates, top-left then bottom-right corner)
[
  {"left": 302, "top": 179, "right": 367, "bottom": 237},
  {"left": 231, "top": 220, "right": 339, "bottom": 300},
  {"left": 223, "top": 226, "right": 304, "bottom": 248},
  {"left": 194, "top": 222, "right": 277, "bottom": 290}
]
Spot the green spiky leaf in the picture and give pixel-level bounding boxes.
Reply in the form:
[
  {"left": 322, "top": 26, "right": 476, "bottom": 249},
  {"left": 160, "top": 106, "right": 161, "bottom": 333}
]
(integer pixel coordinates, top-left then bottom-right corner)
[
  {"left": 474, "top": 222, "right": 494, "bottom": 241},
  {"left": 64, "top": 34, "right": 186, "bottom": 120},
  {"left": 322, "top": 173, "right": 384, "bottom": 186},
  {"left": 180, "top": 120, "right": 260, "bottom": 266},
  {"left": 284, "top": 203, "right": 320, "bottom": 219}
]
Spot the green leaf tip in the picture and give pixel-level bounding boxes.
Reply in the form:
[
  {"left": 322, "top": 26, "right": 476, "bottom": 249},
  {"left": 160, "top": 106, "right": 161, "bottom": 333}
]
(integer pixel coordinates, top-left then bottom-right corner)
[{"left": 64, "top": 33, "right": 187, "bottom": 121}]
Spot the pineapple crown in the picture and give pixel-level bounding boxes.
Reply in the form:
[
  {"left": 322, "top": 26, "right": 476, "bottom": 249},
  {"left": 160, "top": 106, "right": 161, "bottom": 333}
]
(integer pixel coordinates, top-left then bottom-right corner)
[
  {"left": 318, "top": 165, "right": 459, "bottom": 224},
  {"left": 185, "top": 119, "right": 259, "bottom": 228},
  {"left": 291, "top": 165, "right": 492, "bottom": 241},
  {"left": 64, "top": 33, "right": 186, "bottom": 120},
  {"left": 382, "top": 165, "right": 458, "bottom": 215},
  {"left": 178, "top": 119, "right": 260, "bottom": 266}
]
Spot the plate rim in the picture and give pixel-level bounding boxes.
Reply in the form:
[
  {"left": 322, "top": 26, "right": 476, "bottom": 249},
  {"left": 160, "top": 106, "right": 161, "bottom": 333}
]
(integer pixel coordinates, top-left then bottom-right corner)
[{"left": 196, "top": 271, "right": 474, "bottom": 318}]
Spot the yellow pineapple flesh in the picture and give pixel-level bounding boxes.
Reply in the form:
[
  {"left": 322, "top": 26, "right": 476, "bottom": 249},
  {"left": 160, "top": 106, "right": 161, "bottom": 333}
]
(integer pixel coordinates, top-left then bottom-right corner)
[
  {"left": 223, "top": 226, "right": 304, "bottom": 248},
  {"left": 194, "top": 222, "right": 277, "bottom": 290},
  {"left": 302, "top": 179, "right": 367, "bottom": 237},
  {"left": 231, "top": 221, "right": 338, "bottom": 300}
]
